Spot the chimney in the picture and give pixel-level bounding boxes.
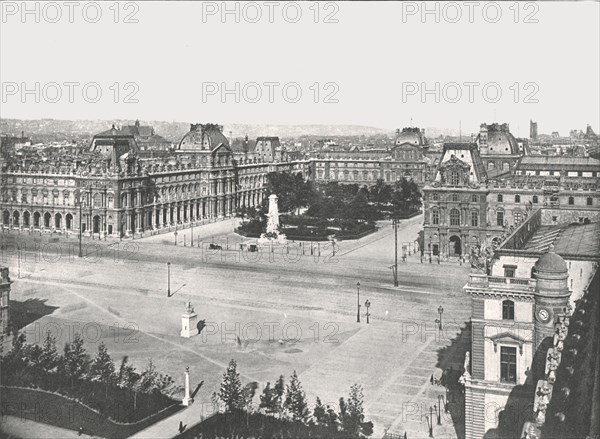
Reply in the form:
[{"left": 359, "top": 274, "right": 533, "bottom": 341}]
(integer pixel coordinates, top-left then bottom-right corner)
[{"left": 395, "top": 129, "right": 400, "bottom": 136}]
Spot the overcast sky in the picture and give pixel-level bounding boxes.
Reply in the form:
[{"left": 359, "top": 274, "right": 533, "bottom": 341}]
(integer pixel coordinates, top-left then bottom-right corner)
[{"left": 1, "top": 1, "right": 599, "bottom": 137}]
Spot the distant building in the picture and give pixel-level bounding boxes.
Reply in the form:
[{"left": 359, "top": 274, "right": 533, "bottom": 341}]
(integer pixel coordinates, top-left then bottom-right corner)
[
  {"left": 120, "top": 120, "right": 172, "bottom": 151},
  {"left": 423, "top": 143, "right": 492, "bottom": 258},
  {"left": 476, "top": 123, "right": 523, "bottom": 178},
  {"left": 530, "top": 120, "right": 538, "bottom": 141},
  {"left": 0, "top": 266, "right": 11, "bottom": 335}
]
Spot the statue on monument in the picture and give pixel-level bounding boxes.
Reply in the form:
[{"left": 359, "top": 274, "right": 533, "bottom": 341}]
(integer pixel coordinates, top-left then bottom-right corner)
[{"left": 259, "top": 194, "right": 287, "bottom": 244}]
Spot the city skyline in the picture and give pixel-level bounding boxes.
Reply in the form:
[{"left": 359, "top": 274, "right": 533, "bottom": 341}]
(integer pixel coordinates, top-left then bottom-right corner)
[{"left": 1, "top": 2, "right": 599, "bottom": 138}]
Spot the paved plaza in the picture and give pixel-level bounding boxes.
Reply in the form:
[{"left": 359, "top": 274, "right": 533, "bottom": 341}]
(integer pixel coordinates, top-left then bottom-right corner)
[{"left": 2, "top": 214, "right": 472, "bottom": 438}]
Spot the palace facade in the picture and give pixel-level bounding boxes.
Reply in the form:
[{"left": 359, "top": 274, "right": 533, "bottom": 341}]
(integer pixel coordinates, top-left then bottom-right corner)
[
  {"left": 423, "top": 141, "right": 600, "bottom": 259},
  {"left": 0, "top": 123, "right": 292, "bottom": 237}
]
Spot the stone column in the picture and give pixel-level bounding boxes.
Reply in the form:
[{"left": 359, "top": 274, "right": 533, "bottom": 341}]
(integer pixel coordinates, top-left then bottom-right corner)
[{"left": 182, "top": 366, "right": 193, "bottom": 406}]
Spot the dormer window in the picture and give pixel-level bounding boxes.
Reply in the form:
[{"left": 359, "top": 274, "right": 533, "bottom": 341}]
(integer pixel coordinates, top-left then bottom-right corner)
[{"left": 449, "top": 171, "right": 460, "bottom": 185}]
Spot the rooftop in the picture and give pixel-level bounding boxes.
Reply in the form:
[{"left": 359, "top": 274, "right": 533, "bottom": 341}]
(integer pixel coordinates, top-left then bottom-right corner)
[{"left": 522, "top": 222, "right": 600, "bottom": 258}]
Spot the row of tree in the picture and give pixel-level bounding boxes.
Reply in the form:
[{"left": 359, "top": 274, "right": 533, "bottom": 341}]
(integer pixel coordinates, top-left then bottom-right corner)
[
  {"left": 211, "top": 359, "right": 373, "bottom": 438},
  {"left": 0, "top": 331, "right": 180, "bottom": 423}
]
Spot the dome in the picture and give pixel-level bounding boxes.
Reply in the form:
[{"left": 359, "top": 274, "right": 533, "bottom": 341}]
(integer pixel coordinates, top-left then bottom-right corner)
[
  {"left": 534, "top": 247, "right": 568, "bottom": 274},
  {"left": 395, "top": 127, "right": 425, "bottom": 146}
]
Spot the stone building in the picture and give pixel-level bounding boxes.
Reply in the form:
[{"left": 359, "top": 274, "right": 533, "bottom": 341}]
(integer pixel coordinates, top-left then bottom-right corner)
[
  {"left": 0, "top": 123, "right": 273, "bottom": 237},
  {"left": 0, "top": 266, "right": 10, "bottom": 335},
  {"left": 462, "top": 206, "right": 599, "bottom": 438},
  {"left": 476, "top": 123, "right": 524, "bottom": 178},
  {"left": 463, "top": 246, "right": 572, "bottom": 438},
  {"left": 309, "top": 127, "right": 438, "bottom": 187},
  {"left": 423, "top": 143, "right": 497, "bottom": 258}
]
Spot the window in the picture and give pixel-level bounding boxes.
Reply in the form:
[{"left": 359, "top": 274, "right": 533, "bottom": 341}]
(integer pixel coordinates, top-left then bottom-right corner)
[
  {"left": 503, "top": 264, "right": 516, "bottom": 278},
  {"left": 432, "top": 193, "right": 439, "bottom": 201},
  {"left": 497, "top": 194, "right": 503, "bottom": 202},
  {"left": 497, "top": 210, "right": 504, "bottom": 226},
  {"left": 587, "top": 197, "right": 593, "bottom": 206},
  {"left": 432, "top": 209, "right": 439, "bottom": 225},
  {"left": 450, "top": 208, "right": 460, "bottom": 226},
  {"left": 515, "top": 194, "right": 520, "bottom": 203},
  {"left": 568, "top": 196, "right": 574, "bottom": 205},
  {"left": 532, "top": 195, "right": 538, "bottom": 204},
  {"left": 488, "top": 162, "right": 495, "bottom": 170},
  {"left": 503, "top": 162, "right": 510, "bottom": 171},
  {"left": 449, "top": 171, "right": 460, "bottom": 185},
  {"left": 452, "top": 194, "right": 458, "bottom": 202},
  {"left": 514, "top": 211, "right": 522, "bottom": 223},
  {"left": 500, "top": 346, "right": 517, "bottom": 384},
  {"left": 471, "top": 211, "right": 479, "bottom": 227},
  {"left": 471, "top": 194, "right": 478, "bottom": 203}
]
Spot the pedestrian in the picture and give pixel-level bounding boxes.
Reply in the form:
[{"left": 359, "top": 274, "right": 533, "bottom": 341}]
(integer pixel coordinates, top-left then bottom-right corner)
[
  {"left": 430, "top": 374, "right": 434, "bottom": 385},
  {"left": 78, "top": 426, "right": 84, "bottom": 436},
  {"left": 179, "top": 420, "right": 187, "bottom": 433}
]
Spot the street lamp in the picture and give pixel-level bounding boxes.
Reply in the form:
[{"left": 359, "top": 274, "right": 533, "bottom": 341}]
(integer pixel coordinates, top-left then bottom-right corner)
[
  {"left": 167, "top": 262, "right": 171, "bottom": 297},
  {"left": 426, "top": 409, "right": 433, "bottom": 438},
  {"left": 356, "top": 282, "right": 361, "bottom": 323},
  {"left": 435, "top": 305, "right": 444, "bottom": 330},
  {"left": 439, "top": 393, "right": 448, "bottom": 415},
  {"left": 364, "top": 300, "right": 371, "bottom": 324}
]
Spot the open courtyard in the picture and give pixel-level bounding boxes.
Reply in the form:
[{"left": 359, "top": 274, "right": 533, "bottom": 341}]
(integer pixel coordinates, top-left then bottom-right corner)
[{"left": 2, "top": 214, "right": 471, "bottom": 438}]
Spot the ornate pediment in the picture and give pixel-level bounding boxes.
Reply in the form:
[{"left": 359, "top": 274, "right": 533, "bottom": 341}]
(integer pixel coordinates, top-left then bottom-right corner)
[
  {"left": 439, "top": 154, "right": 470, "bottom": 171},
  {"left": 487, "top": 331, "right": 530, "bottom": 354},
  {"left": 439, "top": 155, "right": 471, "bottom": 185}
]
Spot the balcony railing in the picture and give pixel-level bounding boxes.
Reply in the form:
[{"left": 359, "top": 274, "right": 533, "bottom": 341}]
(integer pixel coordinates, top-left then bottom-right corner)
[{"left": 468, "top": 273, "right": 536, "bottom": 291}]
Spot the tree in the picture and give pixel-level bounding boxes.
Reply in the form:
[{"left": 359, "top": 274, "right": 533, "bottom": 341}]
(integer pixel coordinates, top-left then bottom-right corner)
[
  {"left": 39, "top": 331, "right": 59, "bottom": 375},
  {"left": 89, "top": 342, "right": 115, "bottom": 399},
  {"left": 273, "top": 374, "right": 286, "bottom": 418},
  {"left": 259, "top": 382, "right": 277, "bottom": 416},
  {"left": 340, "top": 384, "right": 373, "bottom": 438},
  {"left": 62, "top": 333, "right": 89, "bottom": 388},
  {"left": 218, "top": 359, "right": 243, "bottom": 413},
  {"left": 284, "top": 370, "right": 309, "bottom": 423},
  {"left": 313, "top": 397, "right": 327, "bottom": 425}
]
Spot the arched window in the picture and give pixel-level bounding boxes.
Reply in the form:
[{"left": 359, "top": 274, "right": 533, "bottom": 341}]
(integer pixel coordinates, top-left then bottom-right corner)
[
  {"left": 532, "top": 195, "right": 538, "bottom": 204},
  {"left": 568, "top": 196, "right": 574, "bottom": 205},
  {"left": 515, "top": 194, "right": 520, "bottom": 203},
  {"left": 450, "top": 208, "right": 460, "bottom": 226},
  {"left": 502, "top": 300, "right": 515, "bottom": 320},
  {"left": 432, "top": 193, "right": 439, "bottom": 201},
  {"left": 497, "top": 194, "right": 503, "bottom": 202},
  {"left": 432, "top": 209, "right": 439, "bottom": 225}
]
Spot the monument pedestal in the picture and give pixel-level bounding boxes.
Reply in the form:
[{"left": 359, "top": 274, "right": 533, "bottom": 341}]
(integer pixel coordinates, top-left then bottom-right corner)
[{"left": 181, "top": 301, "right": 199, "bottom": 338}]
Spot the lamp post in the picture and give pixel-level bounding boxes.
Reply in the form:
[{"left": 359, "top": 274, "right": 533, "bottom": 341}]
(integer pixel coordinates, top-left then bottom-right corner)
[
  {"left": 426, "top": 410, "right": 433, "bottom": 437},
  {"left": 439, "top": 393, "right": 447, "bottom": 415},
  {"left": 365, "top": 300, "right": 371, "bottom": 324},
  {"left": 167, "top": 262, "right": 171, "bottom": 297},
  {"left": 393, "top": 218, "right": 399, "bottom": 286},
  {"left": 174, "top": 230, "right": 178, "bottom": 246},
  {"left": 435, "top": 305, "right": 444, "bottom": 330},
  {"left": 356, "top": 282, "right": 361, "bottom": 323}
]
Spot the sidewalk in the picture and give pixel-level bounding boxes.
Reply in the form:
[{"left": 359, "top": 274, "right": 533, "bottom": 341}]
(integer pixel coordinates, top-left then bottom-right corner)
[{"left": 0, "top": 416, "right": 99, "bottom": 438}]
